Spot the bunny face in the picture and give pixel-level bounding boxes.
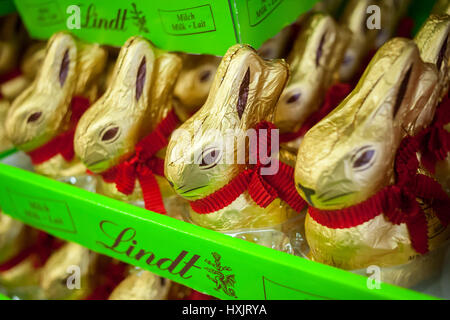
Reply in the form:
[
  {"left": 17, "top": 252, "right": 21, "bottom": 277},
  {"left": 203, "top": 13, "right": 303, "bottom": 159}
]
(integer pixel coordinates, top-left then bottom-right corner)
[
  {"left": 40, "top": 242, "right": 99, "bottom": 300},
  {"left": 275, "top": 13, "right": 350, "bottom": 133},
  {"left": 165, "top": 45, "right": 289, "bottom": 201},
  {"left": 295, "top": 38, "right": 438, "bottom": 209},
  {"left": 5, "top": 33, "right": 77, "bottom": 152},
  {"left": 74, "top": 37, "right": 155, "bottom": 173},
  {"left": 173, "top": 54, "right": 220, "bottom": 114}
]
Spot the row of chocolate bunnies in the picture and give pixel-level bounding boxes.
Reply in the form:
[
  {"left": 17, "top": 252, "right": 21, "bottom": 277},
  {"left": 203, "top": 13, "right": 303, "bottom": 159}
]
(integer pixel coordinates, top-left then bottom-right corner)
[{"left": 1, "top": 0, "right": 450, "bottom": 297}]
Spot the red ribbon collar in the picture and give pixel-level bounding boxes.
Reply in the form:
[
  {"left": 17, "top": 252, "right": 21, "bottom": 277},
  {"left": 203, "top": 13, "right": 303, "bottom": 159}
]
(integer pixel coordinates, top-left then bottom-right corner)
[
  {"left": 309, "top": 134, "right": 450, "bottom": 255},
  {"left": 27, "top": 96, "right": 91, "bottom": 165},
  {"left": 417, "top": 94, "right": 450, "bottom": 174},
  {"left": 100, "top": 109, "right": 180, "bottom": 214},
  {"left": 279, "top": 83, "right": 352, "bottom": 143},
  {"left": 190, "top": 121, "right": 307, "bottom": 214}
]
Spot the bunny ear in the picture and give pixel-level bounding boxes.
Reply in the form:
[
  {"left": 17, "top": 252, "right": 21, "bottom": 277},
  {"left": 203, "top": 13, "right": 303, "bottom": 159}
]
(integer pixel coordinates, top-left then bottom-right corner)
[
  {"left": 59, "top": 49, "right": 70, "bottom": 87},
  {"left": 437, "top": 33, "right": 448, "bottom": 71},
  {"left": 33, "top": 33, "right": 77, "bottom": 93},
  {"left": 107, "top": 37, "right": 155, "bottom": 103},
  {"left": 393, "top": 65, "right": 412, "bottom": 118},
  {"left": 236, "top": 67, "right": 250, "bottom": 119},
  {"left": 136, "top": 56, "right": 146, "bottom": 101}
]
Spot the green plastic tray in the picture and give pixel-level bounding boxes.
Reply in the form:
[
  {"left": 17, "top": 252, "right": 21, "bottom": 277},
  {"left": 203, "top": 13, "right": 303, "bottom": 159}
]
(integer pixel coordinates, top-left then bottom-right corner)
[{"left": 0, "top": 156, "right": 436, "bottom": 300}]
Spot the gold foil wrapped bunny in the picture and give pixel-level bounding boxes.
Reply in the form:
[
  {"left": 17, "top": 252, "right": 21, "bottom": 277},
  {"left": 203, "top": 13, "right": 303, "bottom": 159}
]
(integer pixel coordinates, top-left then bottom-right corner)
[
  {"left": 165, "top": 44, "right": 307, "bottom": 252},
  {"left": 5, "top": 32, "right": 107, "bottom": 181},
  {"left": 173, "top": 53, "right": 220, "bottom": 121},
  {"left": 0, "top": 42, "right": 46, "bottom": 153},
  {"left": 338, "top": 0, "right": 410, "bottom": 82},
  {"left": 108, "top": 268, "right": 171, "bottom": 300},
  {"left": 414, "top": 14, "right": 450, "bottom": 196},
  {"left": 0, "top": 213, "right": 32, "bottom": 266},
  {"left": 75, "top": 36, "right": 184, "bottom": 216},
  {"left": 295, "top": 38, "right": 449, "bottom": 287},
  {"left": 274, "top": 12, "right": 351, "bottom": 149},
  {"left": 0, "top": 14, "right": 26, "bottom": 75},
  {"left": 40, "top": 242, "right": 104, "bottom": 300}
]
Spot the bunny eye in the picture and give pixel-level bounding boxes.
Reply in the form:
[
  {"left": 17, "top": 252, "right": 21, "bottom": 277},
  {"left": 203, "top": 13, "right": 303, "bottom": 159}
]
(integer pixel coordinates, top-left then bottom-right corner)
[
  {"left": 287, "top": 93, "right": 301, "bottom": 104},
  {"left": 160, "top": 277, "right": 166, "bottom": 286},
  {"left": 27, "top": 111, "right": 42, "bottom": 123},
  {"left": 199, "top": 69, "right": 212, "bottom": 83},
  {"left": 351, "top": 147, "right": 376, "bottom": 171},
  {"left": 101, "top": 126, "right": 120, "bottom": 143},
  {"left": 199, "top": 147, "right": 221, "bottom": 169}
]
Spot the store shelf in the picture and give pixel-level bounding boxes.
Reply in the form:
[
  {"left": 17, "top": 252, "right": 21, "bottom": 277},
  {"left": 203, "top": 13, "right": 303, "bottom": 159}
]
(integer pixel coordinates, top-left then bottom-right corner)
[
  {"left": 0, "top": 152, "right": 437, "bottom": 300},
  {"left": 13, "top": 0, "right": 319, "bottom": 55}
]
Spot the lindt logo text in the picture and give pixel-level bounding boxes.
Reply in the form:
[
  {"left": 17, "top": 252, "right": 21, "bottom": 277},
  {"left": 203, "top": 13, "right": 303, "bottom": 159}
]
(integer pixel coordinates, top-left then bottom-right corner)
[{"left": 96, "top": 220, "right": 202, "bottom": 280}]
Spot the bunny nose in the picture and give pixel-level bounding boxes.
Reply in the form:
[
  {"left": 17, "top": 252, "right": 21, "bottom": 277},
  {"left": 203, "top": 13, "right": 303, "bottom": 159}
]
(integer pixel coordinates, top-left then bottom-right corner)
[{"left": 297, "top": 183, "right": 316, "bottom": 205}]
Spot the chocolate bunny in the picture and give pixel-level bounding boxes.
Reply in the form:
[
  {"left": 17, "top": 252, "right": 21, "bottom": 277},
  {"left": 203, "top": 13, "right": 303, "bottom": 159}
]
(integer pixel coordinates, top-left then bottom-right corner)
[
  {"left": 5, "top": 32, "right": 107, "bottom": 180},
  {"left": 0, "top": 42, "right": 46, "bottom": 152},
  {"left": 414, "top": 14, "right": 450, "bottom": 196},
  {"left": 274, "top": 12, "right": 351, "bottom": 149},
  {"left": 75, "top": 37, "right": 184, "bottom": 215},
  {"left": 0, "top": 213, "right": 34, "bottom": 266},
  {"left": 295, "top": 38, "right": 449, "bottom": 286},
  {"left": 108, "top": 268, "right": 171, "bottom": 300},
  {"left": 173, "top": 53, "right": 220, "bottom": 121},
  {"left": 338, "top": 0, "right": 410, "bottom": 82},
  {"left": 40, "top": 242, "right": 103, "bottom": 300},
  {"left": 165, "top": 44, "right": 306, "bottom": 250}
]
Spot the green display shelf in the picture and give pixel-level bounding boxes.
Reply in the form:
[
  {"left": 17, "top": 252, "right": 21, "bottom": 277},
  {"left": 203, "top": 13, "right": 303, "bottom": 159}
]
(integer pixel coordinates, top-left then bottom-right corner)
[
  {"left": 0, "top": 0, "right": 15, "bottom": 16},
  {"left": 13, "top": 0, "right": 319, "bottom": 56},
  {"left": 0, "top": 156, "right": 437, "bottom": 300}
]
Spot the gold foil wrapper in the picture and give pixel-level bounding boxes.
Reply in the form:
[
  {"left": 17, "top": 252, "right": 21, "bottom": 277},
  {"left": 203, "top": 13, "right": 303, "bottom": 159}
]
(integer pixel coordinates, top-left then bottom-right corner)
[
  {"left": 274, "top": 12, "right": 351, "bottom": 139},
  {"left": 0, "top": 213, "right": 33, "bottom": 264},
  {"left": 0, "top": 14, "right": 26, "bottom": 75},
  {"left": 5, "top": 32, "right": 107, "bottom": 179},
  {"left": 40, "top": 242, "right": 101, "bottom": 300},
  {"left": 0, "top": 215, "right": 41, "bottom": 299},
  {"left": 173, "top": 53, "right": 220, "bottom": 121},
  {"left": 432, "top": 0, "right": 450, "bottom": 15},
  {"left": 74, "top": 37, "right": 185, "bottom": 217},
  {"left": 165, "top": 44, "right": 304, "bottom": 251},
  {"left": 108, "top": 268, "right": 171, "bottom": 300},
  {"left": 295, "top": 38, "right": 448, "bottom": 286}
]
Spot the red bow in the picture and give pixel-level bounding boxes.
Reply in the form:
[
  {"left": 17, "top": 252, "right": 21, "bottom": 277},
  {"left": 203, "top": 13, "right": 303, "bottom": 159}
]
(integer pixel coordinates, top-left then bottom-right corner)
[
  {"left": 280, "top": 83, "right": 352, "bottom": 143},
  {"left": 101, "top": 110, "right": 180, "bottom": 214},
  {"left": 84, "top": 261, "right": 127, "bottom": 300},
  {"left": 27, "top": 96, "right": 91, "bottom": 165},
  {"left": 309, "top": 136, "right": 450, "bottom": 255},
  {"left": 190, "top": 121, "right": 307, "bottom": 214},
  {"left": 417, "top": 95, "right": 450, "bottom": 174}
]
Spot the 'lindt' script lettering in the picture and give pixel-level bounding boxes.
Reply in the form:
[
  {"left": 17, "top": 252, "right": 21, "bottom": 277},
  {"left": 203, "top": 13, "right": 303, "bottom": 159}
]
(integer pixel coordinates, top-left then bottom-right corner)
[{"left": 96, "top": 220, "right": 202, "bottom": 279}]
